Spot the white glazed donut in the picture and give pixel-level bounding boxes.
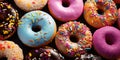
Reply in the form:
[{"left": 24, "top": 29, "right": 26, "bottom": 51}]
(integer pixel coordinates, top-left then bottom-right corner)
[
  {"left": 14, "top": 0, "right": 48, "bottom": 12},
  {"left": 0, "top": 41, "right": 23, "bottom": 60}
]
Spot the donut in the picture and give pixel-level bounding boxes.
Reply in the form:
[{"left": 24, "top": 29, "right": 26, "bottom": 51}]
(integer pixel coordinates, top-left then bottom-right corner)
[
  {"left": 117, "top": 9, "right": 120, "bottom": 29},
  {"left": 17, "top": 11, "right": 57, "bottom": 47},
  {"left": 25, "top": 46, "right": 65, "bottom": 60},
  {"left": 84, "top": 0, "right": 118, "bottom": 28},
  {"left": 14, "top": 0, "right": 48, "bottom": 12},
  {"left": 0, "top": 2, "right": 19, "bottom": 40},
  {"left": 93, "top": 26, "right": 120, "bottom": 59},
  {"left": 75, "top": 53, "right": 102, "bottom": 60},
  {"left": 0, "top": 40, "right": 23, "bottom": 60},
  {"left": 48, "top": 0, "right": 83, "bottom": 22},
  {"left": 55, "top": 21, "right": 92, "bottom": 57}
]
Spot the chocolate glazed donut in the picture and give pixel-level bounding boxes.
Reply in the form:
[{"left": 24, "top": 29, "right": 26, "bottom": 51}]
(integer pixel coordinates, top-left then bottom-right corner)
[
  {"left": 26, "top": 46, "right": 65, "bottom": 60},
  {"left": 0, "top": 2, "right": 19, "bottom": 40}
]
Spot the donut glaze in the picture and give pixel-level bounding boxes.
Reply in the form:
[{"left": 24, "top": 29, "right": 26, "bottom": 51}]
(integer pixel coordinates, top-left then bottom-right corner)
[
  {"left": 14, "top": 0, "right": 48, "bottom": 12},
  {"left": 26, "top": 46, "right": 65, "bottom": 60},
  {"left": 93, "top": 26, "right": 120, "bottom": 59},
  {"left": 0, "top": 2, "right": 19, "bottom": 40},
  {"left": 17, "top": 11, "right": 57, "bottom": 47},
  {"left": 117, "top": 9, "right": 120, "bottom": 29},
  {"left": 48, "top": 0, "right": 83, "bottom": 22},
  {"left": 84, "top": 0, "right": 118, "bottom": 28},
  {"left": 0, "top": 41, "right": 23, "bottom": 60},
  {"left": 55, "top": 21, "right": 92, "bottom": 57}
]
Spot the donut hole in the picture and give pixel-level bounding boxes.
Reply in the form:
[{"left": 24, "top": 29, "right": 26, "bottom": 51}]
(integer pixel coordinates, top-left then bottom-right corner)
[
  {"left": 97, "top": 9, "right": 104, "bottom": 15},
  {"left": 105, "top": 35, "right": 115, "bottom": 45},
  {"left": 0, "top": 57, "right": 7, "bottom": 60},
  {"left": 32, "top": 25, "right": 41, "bottom": 32},
  {"left": 62, "top": 0, "right": 70, "bottom": 7},
  {"left": 70, "top": 35, "right": 79, "bottom": 42}
]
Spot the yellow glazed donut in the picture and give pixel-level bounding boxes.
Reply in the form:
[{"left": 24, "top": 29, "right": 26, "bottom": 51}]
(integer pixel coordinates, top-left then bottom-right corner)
[
  {"left": 14, "top": 0, "right": 48, "bottom": 12},
  {"left": 0, "top": 41, "right": 23, "bottom": 60},
  {"left": 84, "top": 0, "right": 118, "bottom": 28}
]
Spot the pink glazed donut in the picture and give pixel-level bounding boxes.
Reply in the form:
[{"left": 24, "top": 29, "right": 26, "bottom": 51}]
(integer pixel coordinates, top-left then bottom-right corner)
[
  {"left": 93, "top": 26, "right": 120, "bottom": 59},
  {"left": 48, "top": 0, "right": 83, "bottom": 22}
]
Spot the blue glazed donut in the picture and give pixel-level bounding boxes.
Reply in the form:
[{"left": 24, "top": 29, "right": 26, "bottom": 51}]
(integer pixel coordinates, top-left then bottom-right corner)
[{"left": 17, "top": 11, "right": 57, "bottom": 47}]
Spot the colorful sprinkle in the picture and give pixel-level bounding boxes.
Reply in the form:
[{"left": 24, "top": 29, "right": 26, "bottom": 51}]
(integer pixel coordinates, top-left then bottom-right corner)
[
  {"left": 26, "top": 46, "right": 64, "bottom": 60},
  {"left": 84, "top": 0, "right": 118, "bottom": 28},
  {"left": 55, "top": 21, "right": 92, "bottom": 57},
  {"left": 0, "top": 2, "right": 19, "bottom": 39},
  {"left": 32, "top": 1, "right": 35, "bottom": 4},
  {"left": 29, "top": 52, "right": 32, "bottom": 57}
]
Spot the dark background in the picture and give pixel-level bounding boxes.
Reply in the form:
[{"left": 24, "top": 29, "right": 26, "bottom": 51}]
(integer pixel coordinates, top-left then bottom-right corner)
[{"left": 1, "top": 0, "right": 120, "bottom": 60}]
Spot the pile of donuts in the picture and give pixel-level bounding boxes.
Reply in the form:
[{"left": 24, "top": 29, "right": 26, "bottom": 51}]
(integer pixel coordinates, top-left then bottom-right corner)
[{"left": 0, "top": 0, "right": 120, "bottom": 60}]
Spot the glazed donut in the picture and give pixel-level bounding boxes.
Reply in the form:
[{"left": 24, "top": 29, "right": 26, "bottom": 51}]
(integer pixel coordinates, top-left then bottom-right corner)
[
  {"left": 0, "top": 41, "right": 23, "bottom": 60},
  {"left": 25, "top": 46, "right": 65, "bottom": 60},
  {"left": 84, "top": 0, "right": 118, "bottom": 28},
  {"left": 75, "top": 53, "right": 102, "bottom": 60},
  {"left": 48, "top": 0, "right": 83, "bottom": 22},
  {"left": 14, "top": 0, "right": 48, "bottom": 12},
  {"left": 0, "top": 2, "right": 19, "bottom": 40},
  {"left": 93, "top": 26, "right": 120, "bottom": 59},
  {"left": 117, "top": 9, "right": 120, "bottom": 29},
  {"left": 55, "top": 21, "right": 92, "bottom": 57},
  {"left": 17, "top": 11, "right": 57, "bottom": 47}
]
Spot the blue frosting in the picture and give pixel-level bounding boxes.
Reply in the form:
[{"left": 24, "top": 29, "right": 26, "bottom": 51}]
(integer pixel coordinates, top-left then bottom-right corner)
[{"left": 17, "top": 11, "right": 56, "bottom": 47}]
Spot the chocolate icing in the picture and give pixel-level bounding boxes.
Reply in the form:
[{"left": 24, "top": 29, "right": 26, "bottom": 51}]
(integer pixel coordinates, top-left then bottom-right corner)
[
  {"left": 75, "top": 53, "right": 102, "bottom": 60},
  {"left": 0, "top": 2, "right": 19, "bottom": 39},
  {"left": 26, "top": 46, "right": 65, "bottom": 60}
]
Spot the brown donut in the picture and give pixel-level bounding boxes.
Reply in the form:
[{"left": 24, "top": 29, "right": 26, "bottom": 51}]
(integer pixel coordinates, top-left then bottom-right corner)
[
  {"left": 75, "top": 53, "right": 102, "bottom": 60},
  {"left": 25, "top": 46, "right": 65, "bottom": 60},
  {"left": 0, "top": 2, "right": 19, "bottom": 40}
]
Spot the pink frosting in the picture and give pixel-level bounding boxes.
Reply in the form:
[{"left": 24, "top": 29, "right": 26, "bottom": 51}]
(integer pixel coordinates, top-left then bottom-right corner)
[
  {"left": 48, "top": 0, "right": 83, "bottom": 22},
  {"left": 93, "top": 26, "right": 120, "bottom": 59}
]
